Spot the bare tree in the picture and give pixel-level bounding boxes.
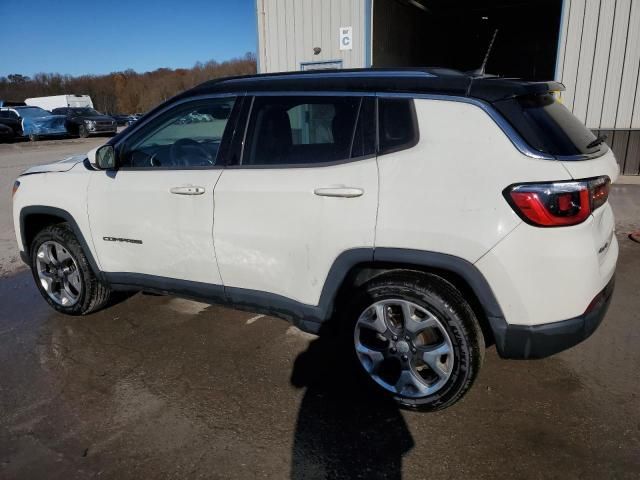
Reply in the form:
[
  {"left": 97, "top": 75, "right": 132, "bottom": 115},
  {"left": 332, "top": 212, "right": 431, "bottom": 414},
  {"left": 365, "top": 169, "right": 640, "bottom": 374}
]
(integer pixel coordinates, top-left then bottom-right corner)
[{"left": 0, "top": 53, "right": 256, "bottom": 113}]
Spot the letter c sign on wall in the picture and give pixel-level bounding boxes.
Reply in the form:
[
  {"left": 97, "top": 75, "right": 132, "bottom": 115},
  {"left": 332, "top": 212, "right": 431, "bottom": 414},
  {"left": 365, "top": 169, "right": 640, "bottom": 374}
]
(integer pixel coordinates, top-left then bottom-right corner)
[{"left": 340, "top": 27, "right": 353, "bottom": 51}]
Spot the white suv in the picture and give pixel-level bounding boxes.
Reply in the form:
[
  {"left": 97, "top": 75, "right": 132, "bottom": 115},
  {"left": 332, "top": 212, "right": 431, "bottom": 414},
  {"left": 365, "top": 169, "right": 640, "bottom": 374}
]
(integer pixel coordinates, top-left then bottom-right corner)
[{"left": 12, "top": 69, "right": 618, "bottom": 410}]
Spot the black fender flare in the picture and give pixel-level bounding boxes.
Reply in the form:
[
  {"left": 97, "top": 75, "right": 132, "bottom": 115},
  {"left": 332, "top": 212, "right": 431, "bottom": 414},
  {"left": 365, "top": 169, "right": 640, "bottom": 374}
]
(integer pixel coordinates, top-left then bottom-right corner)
[
  {"left": 313, "top": 247, "right": 505, "bottom": 325},
  {"left": 19, "top": 205, "right": 103, "bottom": 280}
]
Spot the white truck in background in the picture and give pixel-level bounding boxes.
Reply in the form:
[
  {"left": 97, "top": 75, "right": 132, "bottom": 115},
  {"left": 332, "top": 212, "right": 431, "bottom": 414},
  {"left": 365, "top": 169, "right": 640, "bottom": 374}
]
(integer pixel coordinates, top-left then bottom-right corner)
[{"left": 25, "top": 95, "right": 93, "bottom": 111}]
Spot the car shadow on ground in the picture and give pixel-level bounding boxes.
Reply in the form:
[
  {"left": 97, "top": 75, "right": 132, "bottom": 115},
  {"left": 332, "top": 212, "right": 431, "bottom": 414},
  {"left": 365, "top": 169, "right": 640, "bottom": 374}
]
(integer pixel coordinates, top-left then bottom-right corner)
[{"left": 290, "top": 323, "right": 415, "bottom": 480}]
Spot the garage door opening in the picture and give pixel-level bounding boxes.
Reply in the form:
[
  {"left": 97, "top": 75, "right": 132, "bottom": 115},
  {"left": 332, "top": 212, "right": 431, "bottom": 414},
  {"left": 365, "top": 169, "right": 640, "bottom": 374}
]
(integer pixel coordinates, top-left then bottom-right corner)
[{"left": 373, "top": 0, "right": 563, "bottom": 81}]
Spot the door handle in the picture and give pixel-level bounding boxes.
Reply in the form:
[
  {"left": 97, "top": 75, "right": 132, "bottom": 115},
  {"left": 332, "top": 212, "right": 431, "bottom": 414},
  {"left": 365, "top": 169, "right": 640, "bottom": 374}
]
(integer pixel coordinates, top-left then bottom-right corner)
[
  {"left": 314, "top": 187, "right": 364, "bottom": 198},
  {"left": 170, "top": 186, "right": 205, "bottom": 195}
]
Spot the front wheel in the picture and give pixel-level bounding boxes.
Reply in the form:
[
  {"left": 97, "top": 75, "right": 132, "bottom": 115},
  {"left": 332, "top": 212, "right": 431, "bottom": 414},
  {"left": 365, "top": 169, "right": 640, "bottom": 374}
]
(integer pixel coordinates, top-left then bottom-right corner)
[
  {"left": 30, "top": 224, "right": 111, "bottom": 315},
  {"left": 345, "top": 272, "right": 485, "bottom": 411},
  {"left": 78, "top": 124, "right": 89, "bottom": 138},
  {"left": 2, "top": 129, "right": 15, "bottom": 143}
]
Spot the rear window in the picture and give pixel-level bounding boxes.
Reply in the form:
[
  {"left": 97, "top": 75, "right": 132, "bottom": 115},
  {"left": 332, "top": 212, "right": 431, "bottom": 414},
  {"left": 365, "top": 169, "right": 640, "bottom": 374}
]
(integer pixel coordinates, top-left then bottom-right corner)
[{"left": 493, "top": 94, "right": 603, "bottom": 157}]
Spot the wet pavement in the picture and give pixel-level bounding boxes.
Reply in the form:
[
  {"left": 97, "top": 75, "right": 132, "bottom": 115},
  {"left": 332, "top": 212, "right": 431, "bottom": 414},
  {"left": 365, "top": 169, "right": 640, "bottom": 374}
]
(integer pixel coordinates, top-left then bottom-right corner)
[{"left": 1, "top": 191, "right": 639, "bottom": 479}]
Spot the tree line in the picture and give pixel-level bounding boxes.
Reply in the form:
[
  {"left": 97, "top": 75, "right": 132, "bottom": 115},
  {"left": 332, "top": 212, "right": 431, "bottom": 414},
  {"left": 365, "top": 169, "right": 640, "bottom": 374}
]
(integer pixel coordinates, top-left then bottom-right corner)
[{"left": 0, "top": 53, "right": 257, "bottom": 114}]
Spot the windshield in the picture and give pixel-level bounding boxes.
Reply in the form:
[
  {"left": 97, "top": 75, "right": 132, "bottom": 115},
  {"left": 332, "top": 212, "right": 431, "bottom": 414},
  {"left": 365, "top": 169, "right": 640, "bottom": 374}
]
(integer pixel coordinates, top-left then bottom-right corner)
[
  {"left": 493, "top": 93, "right": 604, "bottom": 157},
  {"left": 17, "top": 107, "right": 52, "bottom": 118},
  {"left": 70, "top": 108, "right": 101, "bottom": 116}
]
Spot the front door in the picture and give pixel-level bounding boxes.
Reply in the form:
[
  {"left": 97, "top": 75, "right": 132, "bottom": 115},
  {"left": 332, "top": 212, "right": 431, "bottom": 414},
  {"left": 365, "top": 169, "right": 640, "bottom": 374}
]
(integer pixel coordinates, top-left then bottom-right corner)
[
  {"left": 87, "top": 96, "right": 239, "bottom": 285},
  {"left": 213, "top": 94, "right": 378, "bottom": 306}
]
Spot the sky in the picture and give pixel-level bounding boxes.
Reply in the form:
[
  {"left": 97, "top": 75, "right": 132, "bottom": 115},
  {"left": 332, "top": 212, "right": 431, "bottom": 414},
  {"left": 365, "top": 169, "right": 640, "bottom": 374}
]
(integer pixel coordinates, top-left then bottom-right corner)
[{"left": 0, "top": 0, "right": 257, "bottom": 77}]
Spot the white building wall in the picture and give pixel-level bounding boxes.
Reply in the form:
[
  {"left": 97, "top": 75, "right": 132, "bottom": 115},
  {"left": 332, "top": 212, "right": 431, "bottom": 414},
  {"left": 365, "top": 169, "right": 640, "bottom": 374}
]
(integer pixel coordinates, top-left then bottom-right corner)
[
  {"left": 556, "top": 0, "right": 640, "bottom": 130},
  {"left": 256, "top": 0, "right": 368, "bottom": 73}
]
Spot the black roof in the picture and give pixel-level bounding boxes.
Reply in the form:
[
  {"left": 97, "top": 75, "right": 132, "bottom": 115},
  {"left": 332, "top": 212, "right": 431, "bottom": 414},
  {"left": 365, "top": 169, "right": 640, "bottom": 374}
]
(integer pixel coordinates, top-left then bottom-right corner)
[{"left": 182, "top": 68, "right": 565, "bottom": 103}]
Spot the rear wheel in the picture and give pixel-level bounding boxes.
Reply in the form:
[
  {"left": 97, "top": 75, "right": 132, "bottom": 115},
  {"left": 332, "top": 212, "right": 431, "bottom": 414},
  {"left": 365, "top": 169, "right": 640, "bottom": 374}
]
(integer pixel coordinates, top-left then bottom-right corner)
[
  {"left": 345, "top": 272, "right": 485, "bottom": 411},
  {"left": 30, "top": 224, "right": 111, "bottom": 315}
]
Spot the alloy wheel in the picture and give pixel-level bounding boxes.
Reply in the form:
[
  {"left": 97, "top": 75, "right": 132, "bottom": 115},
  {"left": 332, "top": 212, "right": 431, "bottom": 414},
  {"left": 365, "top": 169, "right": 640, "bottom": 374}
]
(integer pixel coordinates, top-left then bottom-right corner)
[
  {"left": 354, "top": 299, "right": 454, "bottom": 398},
  {"left": 35, "top": 241, "right": 82, "bottom": 306}
]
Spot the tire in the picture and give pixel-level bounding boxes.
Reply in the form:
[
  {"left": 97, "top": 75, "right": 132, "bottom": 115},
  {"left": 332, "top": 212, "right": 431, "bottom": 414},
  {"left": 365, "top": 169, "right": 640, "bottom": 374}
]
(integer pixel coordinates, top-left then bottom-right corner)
[
  {"left": 30, "top": 223, "right": 111, "bottom": 315},
  {"left": 29, "top": 133, "right": 38, "bottom": 142},
  {"left": 2, "top": 130, "right": 14, "bottom": 143},
  {"left": 342, "top": 271, "right": 485, "bottom": 411},
  {"left": 78, "top": 124, "right": 89, "bottom": 138}
]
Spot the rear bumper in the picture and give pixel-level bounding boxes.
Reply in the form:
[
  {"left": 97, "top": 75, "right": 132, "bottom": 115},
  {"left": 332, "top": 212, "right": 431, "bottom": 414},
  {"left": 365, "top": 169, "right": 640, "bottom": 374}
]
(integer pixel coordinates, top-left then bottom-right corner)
[{"left": 489, "top": 276, "right": 615, "bottom": 359}]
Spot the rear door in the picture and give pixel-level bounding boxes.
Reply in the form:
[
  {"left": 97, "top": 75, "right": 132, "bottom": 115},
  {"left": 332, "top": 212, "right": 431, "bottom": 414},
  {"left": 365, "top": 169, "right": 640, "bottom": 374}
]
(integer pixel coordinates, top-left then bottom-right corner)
[
  {"left": 87, "top": 95, "right": 240, "bottom": 285},
  {"left": 213, "top": 94, "right": 378, "bottom": 306}
]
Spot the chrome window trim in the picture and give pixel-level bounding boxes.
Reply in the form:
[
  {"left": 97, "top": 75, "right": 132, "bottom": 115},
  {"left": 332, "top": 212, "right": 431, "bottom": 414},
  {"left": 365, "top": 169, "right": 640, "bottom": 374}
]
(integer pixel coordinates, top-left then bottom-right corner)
[{"left": 114, "top": 90, "right": 607, "bottom": 164}]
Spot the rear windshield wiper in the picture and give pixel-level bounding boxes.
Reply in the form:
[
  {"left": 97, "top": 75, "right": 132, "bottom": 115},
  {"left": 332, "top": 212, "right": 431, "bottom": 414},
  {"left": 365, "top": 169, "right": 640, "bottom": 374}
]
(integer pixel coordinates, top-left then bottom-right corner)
[{"left": 586, "top": 134, "right": 607, "bottom": 150}]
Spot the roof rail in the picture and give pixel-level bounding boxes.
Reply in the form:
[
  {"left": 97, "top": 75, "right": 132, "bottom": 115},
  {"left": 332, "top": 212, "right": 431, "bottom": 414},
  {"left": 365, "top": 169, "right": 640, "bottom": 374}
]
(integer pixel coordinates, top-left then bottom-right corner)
[{"left": 218, "top": 69, "right": 437, "bottom": 85}]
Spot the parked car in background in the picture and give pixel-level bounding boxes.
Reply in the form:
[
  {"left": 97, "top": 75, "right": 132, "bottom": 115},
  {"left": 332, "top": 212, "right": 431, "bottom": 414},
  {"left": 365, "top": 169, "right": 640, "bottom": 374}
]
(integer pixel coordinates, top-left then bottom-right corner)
[
  {"left": 0, "top": 106, "right": 66, "bottom": 141},
  {"left": 0, "top": 123, "right": 14, "bottom": 142},
  {"left": 0, "top": 100, "right": 26, "bottom": 107},
  {"left": 51, "top": 107, "right": 117, "bottom": 138},
  {"left": 111, "top": 114, "right": 140, "bottom": 127},
  {"left": 0, "top": 108, "right": 22, "bottom": 136},
  {"left": 25, "top": 94, "right": 93, "bottom": 111}
]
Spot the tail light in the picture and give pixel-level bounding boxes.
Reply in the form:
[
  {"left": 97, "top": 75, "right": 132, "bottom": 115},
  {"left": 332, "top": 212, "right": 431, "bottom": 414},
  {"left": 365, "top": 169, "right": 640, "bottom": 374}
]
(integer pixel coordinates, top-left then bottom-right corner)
[{"left": 504, "top": 176, "right": 610, "bottom": 227}]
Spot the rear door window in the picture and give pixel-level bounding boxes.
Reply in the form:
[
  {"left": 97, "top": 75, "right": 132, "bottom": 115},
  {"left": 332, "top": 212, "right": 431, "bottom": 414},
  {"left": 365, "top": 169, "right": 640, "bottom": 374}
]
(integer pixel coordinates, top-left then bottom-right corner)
[
  {"left": 493, "top": 94, "right": 604, "bottom": 157},
  {"left": 351, "top": 97, "right": 377, "bottom": 158},
  {"left": 243, "top": 96, "right": 370, "bottom": 166}
]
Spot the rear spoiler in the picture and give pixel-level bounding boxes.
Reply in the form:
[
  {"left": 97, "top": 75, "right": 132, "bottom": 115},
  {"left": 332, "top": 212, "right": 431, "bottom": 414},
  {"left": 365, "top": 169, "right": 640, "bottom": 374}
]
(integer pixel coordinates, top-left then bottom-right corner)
[{"left": 467, "top": 77, "right": 566, "bottom": 102}]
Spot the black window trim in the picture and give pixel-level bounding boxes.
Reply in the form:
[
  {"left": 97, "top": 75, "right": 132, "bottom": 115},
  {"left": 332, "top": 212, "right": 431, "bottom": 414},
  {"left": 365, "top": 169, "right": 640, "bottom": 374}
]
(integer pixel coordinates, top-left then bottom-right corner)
[
  {"left": 112, "top": 92, "right": 242, "bottom": 171},
  {"left": 229, "top": 91, "right": 379, "bottom": 170}
]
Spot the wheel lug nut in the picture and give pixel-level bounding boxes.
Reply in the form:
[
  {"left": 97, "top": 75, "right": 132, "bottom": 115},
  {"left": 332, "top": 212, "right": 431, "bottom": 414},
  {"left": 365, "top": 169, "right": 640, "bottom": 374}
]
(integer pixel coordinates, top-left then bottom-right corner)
[
  {"left": 401, "top": 355, "right": 408, "bottom": 361},
  {"left": 411, "top": 347, "right": 416, "bottom": 353},
  {"left": 392, "top": 335, "right": 398, "bottom": 341},
  {"left": 405, "top": 336, "right": 410, "bottom": 341},
  {"left": 390, "top": 347, "right": 397, "bottom": 354}
]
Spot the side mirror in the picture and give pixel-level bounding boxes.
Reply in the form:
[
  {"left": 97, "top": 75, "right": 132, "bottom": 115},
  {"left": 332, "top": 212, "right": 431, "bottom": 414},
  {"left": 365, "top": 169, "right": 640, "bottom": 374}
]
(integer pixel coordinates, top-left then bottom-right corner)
[{"left": 88, "top": 145, "right": 116, "bottom": 169}]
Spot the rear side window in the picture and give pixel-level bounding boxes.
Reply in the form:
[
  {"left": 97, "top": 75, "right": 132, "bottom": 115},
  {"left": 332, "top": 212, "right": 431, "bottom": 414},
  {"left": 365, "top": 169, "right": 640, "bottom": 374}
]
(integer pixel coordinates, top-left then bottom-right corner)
[
  {"left": 493, "top": 94, "right": 603, "bottom": 157},
  {"left": 243, "top": 96, "right": 373, "bottom": 166},
  {"left": 378, "top": 98, "right": 419, "bottom": 155}
]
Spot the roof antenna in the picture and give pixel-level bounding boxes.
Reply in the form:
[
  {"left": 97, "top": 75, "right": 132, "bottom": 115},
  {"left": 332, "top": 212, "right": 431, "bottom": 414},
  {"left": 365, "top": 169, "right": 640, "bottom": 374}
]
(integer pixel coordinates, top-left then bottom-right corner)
[{"left": 473, "top": 28, "right": 499, "bottom": 77}]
